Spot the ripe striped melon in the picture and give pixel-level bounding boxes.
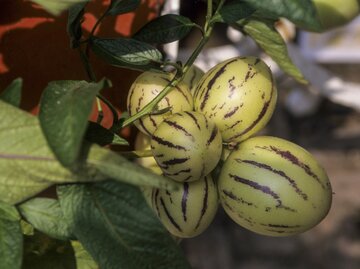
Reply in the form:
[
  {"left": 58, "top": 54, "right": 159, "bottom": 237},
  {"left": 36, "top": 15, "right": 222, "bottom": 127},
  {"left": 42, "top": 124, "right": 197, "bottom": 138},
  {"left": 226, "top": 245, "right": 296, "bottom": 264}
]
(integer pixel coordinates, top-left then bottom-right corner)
[
  {"left": 151, "top": 111, "right": 222, "bottom": 182},
  {"left": 193, "top": 57, "right": 277, "bottom": 144},
  {"left": 218, "top": 136, "right": 332, "bottom": 236},
  {"left": 151, "top": 175, "right": 218, "bottom": 238}
]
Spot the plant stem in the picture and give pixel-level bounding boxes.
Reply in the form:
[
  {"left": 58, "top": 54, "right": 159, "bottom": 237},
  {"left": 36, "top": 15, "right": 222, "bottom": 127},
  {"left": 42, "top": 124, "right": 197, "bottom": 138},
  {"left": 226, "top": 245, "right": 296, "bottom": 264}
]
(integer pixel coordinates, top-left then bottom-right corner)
[
  {"left": 97, "top": 94, "right": 120, "bottom": 127},
  {"left": 122, "top": 7, "right": 216, "bottom": 128},
  {"left": 120, "top": 150, "right": 153, "bottom": 159},
  {"left": 78, "top": 47, "right": 97, "bottom": 81},
  {"left": 96, "top": 98, "right": 104, "bottom": 124}
]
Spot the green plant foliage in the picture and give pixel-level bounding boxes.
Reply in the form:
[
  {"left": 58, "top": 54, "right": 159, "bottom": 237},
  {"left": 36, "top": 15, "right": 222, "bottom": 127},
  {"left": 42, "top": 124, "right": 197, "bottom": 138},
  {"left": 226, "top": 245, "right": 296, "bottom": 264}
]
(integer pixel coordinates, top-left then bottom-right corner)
[
  {"left": 216, "top": 1, "right": 255, "bottom": 23},
  {"left": 91, "top": 37, "right": 163, "bottom": 71},
  {"left": 0, "top": 201, "right": 23, "bottom": 269},
  {"left": 134, "top": 14, "right": 197, "bottom": 44},
  {"left": 67, "top": 2, "right": 89, "bottom": 48},
  {"left": 238, "top": 19, "right": 307, "bottom": 84},
  {"left": 57, "top": 181, "right": 192, "bottom": 269},
  {"left": 0, "top": 100, "right": 178, "bottom": 204},
  {"left": 39, "top": 79, "right": 111, "bottom": 168},
  {"left": 240, "top": 0, "right": 322, "bottom": 31},
  {"left": 31, "top": 0, "right": 88, "bottom": 16},
  {"left": 23, "top": 231, "right": 76, "bottom": 269},
  {"left": 108, "top": 0, "right": 141, "bottom": 16},
  {"left": 0, "top": 78, "right": 22, "bottom": 107},
  {"left": 71, "top": 241, "right": 99, "bottom": 269},
  {"left": 85, "top": 122, "right": 129, "bottom": 146},
  {"left": 19, "top": 198, "right": 75, "bottom": 241}
]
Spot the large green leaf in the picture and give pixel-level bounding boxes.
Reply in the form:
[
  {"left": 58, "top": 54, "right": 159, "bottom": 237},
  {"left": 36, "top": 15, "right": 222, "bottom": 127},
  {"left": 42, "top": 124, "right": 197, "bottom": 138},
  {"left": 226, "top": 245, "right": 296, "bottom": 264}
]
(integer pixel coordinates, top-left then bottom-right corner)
[
  {"left": 240, "top": 0, "right": 322, "bottom": 31},
  {"left": 23, "top": 231, "right": 76, "bottom": 269},
  {"left": 108, "top": 0, "right": 141, "bottom": 16},
  {"left": 134, "top": 14, "right": 197, "bottom": 44},
  {"left": 31, "top": 0, "right": 88, "bottom": 16},
  {"left": 215, "top": 1, "right": 255, "bottom": 23},
  {"left": 91, "top": 37, "right": 163, "bottom": 71},
  {"left": 0, "top": 100, "right": 177, "bottom": 205},
  {"left": 239, "top": 19, "right": 307, "bottom": 84},
  {"left": 39, "top": 79, "right": 110, "bottom": 168},
  {"left": 0, "top": 201, "right": 22, "bottom": 269},
  {"left": 58, "top": 182, "right": 191, "bottom": 269},
  {"left": 0, "top": 78, "right": 22, "bottom": 107},
  {"left": 71, "top": 241, "right": 99, "bottom": 269},
  {"left": 67, "top": 1, "right": 89, "bottom": 48},
  {"left": 18, "top": 198, "right": 75, "bottom": 241}
]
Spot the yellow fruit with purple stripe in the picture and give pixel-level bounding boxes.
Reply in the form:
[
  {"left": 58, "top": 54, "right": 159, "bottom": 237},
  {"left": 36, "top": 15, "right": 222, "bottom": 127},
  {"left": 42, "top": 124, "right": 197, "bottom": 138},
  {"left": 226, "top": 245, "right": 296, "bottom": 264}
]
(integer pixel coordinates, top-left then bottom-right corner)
[
  {"left": 218, "top": 136, "right": 332, "bottom": 236},
  {"left": 151, "top": 175, "right": 218, "bottom": 238},
  {"left": 151, "top": 111, "right": 222, "bottom": 182},
  {"left": 193, "top": 57, "right": 277, "bottom": 144},
  {"left": 127, "top": 70, "right": 193, "bottom": 136}
]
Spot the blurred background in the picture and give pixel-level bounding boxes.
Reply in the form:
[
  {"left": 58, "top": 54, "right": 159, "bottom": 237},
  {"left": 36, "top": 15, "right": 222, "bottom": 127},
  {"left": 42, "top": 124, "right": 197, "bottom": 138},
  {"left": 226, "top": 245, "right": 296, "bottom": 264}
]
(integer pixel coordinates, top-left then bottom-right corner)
[{"left": 1, "top": 1, "right": 360, "bottom": 268}]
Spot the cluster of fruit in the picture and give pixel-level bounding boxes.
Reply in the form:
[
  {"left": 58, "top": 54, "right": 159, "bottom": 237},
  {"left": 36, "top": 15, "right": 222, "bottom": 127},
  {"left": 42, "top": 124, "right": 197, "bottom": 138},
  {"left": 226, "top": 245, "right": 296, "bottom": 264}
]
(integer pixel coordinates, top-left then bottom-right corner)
[{"left": 127, "top": 57, "right": 333, "bottom": 238}]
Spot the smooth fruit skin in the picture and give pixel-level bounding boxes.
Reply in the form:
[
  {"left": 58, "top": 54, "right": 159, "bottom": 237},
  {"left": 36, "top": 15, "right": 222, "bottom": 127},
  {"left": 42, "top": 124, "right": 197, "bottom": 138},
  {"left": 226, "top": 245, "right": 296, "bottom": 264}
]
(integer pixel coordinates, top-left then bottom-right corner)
[
  {"left": 193, "top": 57, "right": 277, "bottom": 144},
  {"left": 151, "top": 175, "right": 218, "bottom": 238},
  {"left": 134, "top": 132, "right": 162, "bottom": 206},
  {"left": 151, "top": 111, "right": 223, "bottom": 182},
  {"left": 127, "top": 70, "right": 193, "bottom": 135},
  {"left": 313, "top": 0, "right": 360, "bottom": 30},
  {"left": 182, "top": 65, "right": 205, "bottom": 95},
  {"left": 218, "top": 136, "right": 332, "bottom": 237}
]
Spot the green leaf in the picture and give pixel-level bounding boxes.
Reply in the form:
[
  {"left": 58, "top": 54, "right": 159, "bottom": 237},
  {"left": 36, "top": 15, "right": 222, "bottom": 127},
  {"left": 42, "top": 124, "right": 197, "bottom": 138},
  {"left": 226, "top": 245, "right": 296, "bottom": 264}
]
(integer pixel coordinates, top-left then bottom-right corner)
[
  {"left": 240, "top": 0, "right": 322, "bottom": 32},
  {"left": 85, "top": 122, "right": 129, "bottom": 146},
  {"left": 18, "top": 198, "right": 75, "bottom": 241},
  {"left": 58, "top": 181, "right": 191, "bottom": 269},
  {"left": 239, "top": 19, "right": 307, "bottom": 84},
  {"left": 216, "top": 1, "right": 255, "bottom": 23},
  {"left": 20, "top": 220, "right": 34, "bottom": 236},
  {"left": 23, "top": 231, "right": 76, "bottom": 269},
  {"left": 91, "top": 37, "right": 163, "bottom": 71},
  {"left": 108, "top": 0, "right": 141, "bottom": 16},
  {"left": 67, "top": 1, "right": 89, "bottom": 48},
  {"left": 71, "top": 241, "right": 99, "bottom": 269},
  {"left": 31, "top": 0, "right": 88, "bottom": 16},
  {"left": 0, "top": 201, "right": 22, "bottom": 269},
  {"left": 134, "top": 14, "right": 196, "bottom": 44},
  {"left": 0, "top": 100, "right": 177, "bottom": 204},
  {"left": 39, "top": 79, "right": 110, "bottom": 168},
  {"left": 86, "top": 145, "right": 179, "bottom": 191},
  {"left": 0, "top": 78, "right": 22, "bottom": 107}
]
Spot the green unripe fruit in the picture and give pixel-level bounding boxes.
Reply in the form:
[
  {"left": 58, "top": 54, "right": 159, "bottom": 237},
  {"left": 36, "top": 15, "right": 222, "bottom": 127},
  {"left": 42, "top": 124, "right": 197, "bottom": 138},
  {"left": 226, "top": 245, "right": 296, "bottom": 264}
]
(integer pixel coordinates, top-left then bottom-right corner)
[
  {"left": 218, "top": 136, "right": 332, "bottom": 237},
  {"left": 193, "top": 57, "right": 277, "bottom": 144},
  {"left": 313, "top": 0, "right": 360, "bottom": 31},
  {"left": 151, "top": 111, "right": 223, "bottom": 182},
  {"left": 127, "top": 70, "right": 193, "bottom": 135},
  {"left": 182, "top": 65, "right": 205, "bottom": 95},
  {"left": 152, "top": 175, "right": 219, "bottom": 238}
]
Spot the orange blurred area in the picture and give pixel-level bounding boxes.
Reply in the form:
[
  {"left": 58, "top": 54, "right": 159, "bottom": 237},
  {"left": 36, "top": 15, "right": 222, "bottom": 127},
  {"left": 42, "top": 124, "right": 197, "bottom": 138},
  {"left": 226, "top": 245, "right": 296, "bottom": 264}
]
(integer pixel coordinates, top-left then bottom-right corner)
[{"left": 0, "top": 0, "right": 163, "bottom": 138}]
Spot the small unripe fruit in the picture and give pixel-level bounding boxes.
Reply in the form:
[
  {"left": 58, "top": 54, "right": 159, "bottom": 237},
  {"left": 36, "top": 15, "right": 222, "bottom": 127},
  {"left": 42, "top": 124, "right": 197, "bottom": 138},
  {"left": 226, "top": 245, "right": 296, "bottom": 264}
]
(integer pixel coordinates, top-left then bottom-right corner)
[
  {"left": 193, "top": 57, "right": 277, "bottom": 144},
  {"left": 218, "top": 136, "right": 332, "bottom": 236},
  {"left": 151, "top": 111, "right": 222, "bottom": 182},
  {"left": 182, "top": 65, "right": 205, "bottom": 95},
  {"left": 127, "top": 70, "right": 193, "bottom": 135},
  {"left": 152, "top": 175, "right": 219, "bottom": 238}
]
